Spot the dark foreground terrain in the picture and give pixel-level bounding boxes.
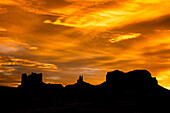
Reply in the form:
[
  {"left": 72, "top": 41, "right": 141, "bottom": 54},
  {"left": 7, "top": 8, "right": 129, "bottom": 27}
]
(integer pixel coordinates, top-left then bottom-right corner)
[
  {"left": 1, "top": 87, "right": 170, "bottom": 113},
  {"left": 1, "top": 70, "right": 170, "bottom": 113}
]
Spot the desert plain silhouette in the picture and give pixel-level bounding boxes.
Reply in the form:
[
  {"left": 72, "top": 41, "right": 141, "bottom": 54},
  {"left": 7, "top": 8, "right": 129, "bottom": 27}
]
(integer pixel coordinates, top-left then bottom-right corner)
[{"left": 1, "top": 69, "right": 170, "bottom": 113}]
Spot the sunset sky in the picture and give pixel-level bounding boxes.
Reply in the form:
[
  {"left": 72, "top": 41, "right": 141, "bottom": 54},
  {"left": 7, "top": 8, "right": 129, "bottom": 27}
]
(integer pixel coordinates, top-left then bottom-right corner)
[{"left": 0, "top": 0, "right": 170, "bottom": 89}]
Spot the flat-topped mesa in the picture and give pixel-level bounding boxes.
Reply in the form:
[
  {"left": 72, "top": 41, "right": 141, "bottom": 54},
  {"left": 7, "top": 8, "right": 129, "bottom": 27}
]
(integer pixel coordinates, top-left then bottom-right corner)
[
  {"left": 127, "top": 70, "right": 152, "bottom": 80},
  {"left": 127, "top": 70, "right": 155, "bottom": 86},
  {"left": 18, "top": 69, "right": 160, "bottom": 90},
  {"left": 20, "top": 72, "right": 44, "bottom": 88},
  {"left": 106, "top": 70, "right": 125, "bottom": 84},
  {"left": 18, "top": 72, "right": 63, "bottom": 89},
  {"left": 105, "top": 70, "right": 158, "bottom": 89}
]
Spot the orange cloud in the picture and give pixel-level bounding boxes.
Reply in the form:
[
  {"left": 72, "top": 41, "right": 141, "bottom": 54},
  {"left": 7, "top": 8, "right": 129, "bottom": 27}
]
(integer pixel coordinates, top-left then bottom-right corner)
[
  {"left": 157, "top": 70, "right": 170, "bottom": 89},
  {"left": 0, "top": 37, "right": 38, "bottom": 52},
  {"left": 43, "top": 0, "right": 170, "bottom": 30},
  {"left": 0, "top": 56, "right": 58, "bottom": 73},
  {"left": 0, "top": 0, "right": 170, "bottom": 89},
  {"left": 0, "top": 0, "right": 18, "bottom": 5},
  {"left": 0, "top": 27, "right": 7, "bottom": 31},
  {"left": 109, "top": 33, "right": 141, "bottom": 43}
]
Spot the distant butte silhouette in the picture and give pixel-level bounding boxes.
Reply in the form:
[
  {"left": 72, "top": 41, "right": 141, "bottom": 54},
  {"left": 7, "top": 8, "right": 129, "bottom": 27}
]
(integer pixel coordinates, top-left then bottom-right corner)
[
  {"left": 96, "top": 70, "right": 158, "bottom": 89},
  {"left": 65, "top": 75, "right": 95, "bottom": 88},
  {"left": 18, "top": 72, "right": 63, "bottom": 89},
  {"left": 18, "top": 69, "right": 166, "bottom": 91}
]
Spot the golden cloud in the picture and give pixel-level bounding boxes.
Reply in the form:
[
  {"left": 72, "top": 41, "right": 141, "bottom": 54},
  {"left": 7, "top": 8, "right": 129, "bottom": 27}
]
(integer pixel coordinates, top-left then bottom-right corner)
[
  {"left": 0, "top": 56, "right": 58, "bottom": 72},
  {"left": 109, "top": 33, "right": 141, "bottom": 43},
  {"left": 0, "top": 37, "right": 38, "bottom": 52},
  {"left": 0, "top": 0, "right": 170, "bottom": 89},
  {"left": 42, "top": 0, "right": 170, "bottom": 30},
  {"left": 157, "top": 70, "right": 170, "bottom": 89},
  {"left": 0, "top": 27, "right": 7, "bottom": 31},
  {"left": 0, "top": 0, "right": 18, "bottom": 5}
]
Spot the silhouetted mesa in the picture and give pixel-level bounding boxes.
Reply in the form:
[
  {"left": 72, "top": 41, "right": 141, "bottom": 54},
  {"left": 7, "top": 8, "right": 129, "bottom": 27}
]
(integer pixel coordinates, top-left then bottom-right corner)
[
  {"left": 7, "top": 70, "right": 170, "bottom": 113},
  {"left": 18, "top": 70, "right": 168, "bottom": 91},
  {"left": 97, "top": 70, "right": 159, "bottom": 89},
  {"left": 18, "top": 72, "right": 63, "bottom": 89}
]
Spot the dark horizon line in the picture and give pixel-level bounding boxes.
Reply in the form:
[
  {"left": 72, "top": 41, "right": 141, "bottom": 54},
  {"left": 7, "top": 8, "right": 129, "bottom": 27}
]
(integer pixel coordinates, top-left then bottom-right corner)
[
  {"left": 1, "top": 69, "right": 169, "bottom": 90},
  {"left": 0, "top": 69, "right": 169, "bottom": 90}
]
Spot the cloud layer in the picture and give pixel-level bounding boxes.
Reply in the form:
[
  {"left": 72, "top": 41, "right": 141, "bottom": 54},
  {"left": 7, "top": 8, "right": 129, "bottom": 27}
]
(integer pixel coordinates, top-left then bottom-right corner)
[{"left": 0, "top": 0, "right": 170, "bottom": 89}]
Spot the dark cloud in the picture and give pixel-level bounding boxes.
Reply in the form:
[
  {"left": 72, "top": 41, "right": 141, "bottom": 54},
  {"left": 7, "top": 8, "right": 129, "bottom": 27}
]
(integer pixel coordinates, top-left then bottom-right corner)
[
  {"left": 113, "top": 15, "right": 170, "bottom": 34},
  {"left": 0, "top": 73, "right": 20, "bottom": 87},
  {"left": 57, "top": 56, "right": 114, "bottom": 69},
  {"left": 142, "top": 48, "right": 170, "bottom": 57},
  {"left": 39, "top": 0, "right": 72, "bottom": 9}
]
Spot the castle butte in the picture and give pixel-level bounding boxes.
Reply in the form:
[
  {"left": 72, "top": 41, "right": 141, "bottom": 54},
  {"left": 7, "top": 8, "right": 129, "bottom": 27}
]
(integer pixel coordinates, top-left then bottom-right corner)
[{"left": 18, "top": 69, "right": 166, "bottom": 90}]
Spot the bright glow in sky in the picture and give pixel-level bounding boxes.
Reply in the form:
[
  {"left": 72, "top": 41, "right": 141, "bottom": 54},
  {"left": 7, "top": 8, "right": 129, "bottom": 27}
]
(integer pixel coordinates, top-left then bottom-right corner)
[{"left": 0, "top": 0, "right": 170, "bottom": 89}]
